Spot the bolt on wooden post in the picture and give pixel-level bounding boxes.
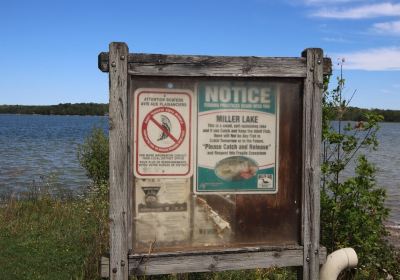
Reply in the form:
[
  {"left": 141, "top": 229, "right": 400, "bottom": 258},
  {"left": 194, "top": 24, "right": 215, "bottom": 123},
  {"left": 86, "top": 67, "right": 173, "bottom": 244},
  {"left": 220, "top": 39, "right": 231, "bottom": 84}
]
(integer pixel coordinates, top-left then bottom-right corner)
[{"left": 99, "top": 43, "right": 331, "bottom": 280}]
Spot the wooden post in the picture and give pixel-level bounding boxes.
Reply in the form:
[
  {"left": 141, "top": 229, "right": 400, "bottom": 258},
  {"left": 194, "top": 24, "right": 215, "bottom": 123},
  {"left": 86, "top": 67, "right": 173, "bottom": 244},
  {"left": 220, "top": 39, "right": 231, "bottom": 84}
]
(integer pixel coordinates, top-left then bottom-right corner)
[
  {"left": 301, "top": 48, "right": 323, "bottom": 279},
  {"left": 109, "top": 42, "right": 129, "bottom": 280}
]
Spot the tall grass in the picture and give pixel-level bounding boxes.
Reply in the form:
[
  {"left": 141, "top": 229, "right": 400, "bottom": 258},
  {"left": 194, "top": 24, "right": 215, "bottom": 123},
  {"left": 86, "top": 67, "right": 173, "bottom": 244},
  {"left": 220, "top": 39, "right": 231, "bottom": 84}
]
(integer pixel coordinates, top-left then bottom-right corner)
[
  {"left": 0, "top": 181, "right": 109, "bottom": 279},
  {"left": 0, "top": 127, "right": 298, "bottom": 279},
  {"left": 0, "top": 188, "right": 296, "bottom": 279}
]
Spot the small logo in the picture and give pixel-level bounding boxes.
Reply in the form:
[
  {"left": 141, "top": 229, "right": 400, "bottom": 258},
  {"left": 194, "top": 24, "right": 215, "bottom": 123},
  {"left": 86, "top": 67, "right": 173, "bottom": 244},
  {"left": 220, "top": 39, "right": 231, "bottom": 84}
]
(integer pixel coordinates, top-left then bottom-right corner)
[{"left": 257, "top": 174, "right": 273, "bottom": 189}]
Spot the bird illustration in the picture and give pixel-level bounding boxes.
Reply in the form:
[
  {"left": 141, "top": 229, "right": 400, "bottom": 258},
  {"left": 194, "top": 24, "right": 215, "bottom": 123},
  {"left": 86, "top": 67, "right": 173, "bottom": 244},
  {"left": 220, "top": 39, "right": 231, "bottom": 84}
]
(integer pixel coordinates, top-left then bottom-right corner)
[{"left": 158, "top": 115, "right": 172, "bottom": 141}]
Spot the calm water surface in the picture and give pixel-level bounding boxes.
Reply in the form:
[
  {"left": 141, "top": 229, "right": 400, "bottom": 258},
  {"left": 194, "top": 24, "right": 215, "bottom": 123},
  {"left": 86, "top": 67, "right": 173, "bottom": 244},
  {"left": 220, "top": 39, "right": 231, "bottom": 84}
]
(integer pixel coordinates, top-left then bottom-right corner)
[
  {"left": 0, "top": 115, "right": 107, "bottom": 195},
  {"left": 0, "top": 115, "right": 399, "bottom": 225},
  {"left": 341, "top": 122, "right": 400, "bottom": 226}
]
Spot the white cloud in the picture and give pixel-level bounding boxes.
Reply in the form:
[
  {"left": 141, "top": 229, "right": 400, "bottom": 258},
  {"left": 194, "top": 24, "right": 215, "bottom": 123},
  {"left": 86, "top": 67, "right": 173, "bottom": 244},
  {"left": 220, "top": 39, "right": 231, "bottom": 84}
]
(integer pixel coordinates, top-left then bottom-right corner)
[
  {"left": 322, "top": 36, "right": 353, "bottom": 43},
  {"left": 372, "top": 20, "right": 400, "bottom": 34},
  {"left": 332, "top": 47, "right": 400, "bottom": 70},
  {"left": 304, "top": 0, "right": 366, "bottom": 5},
  {"left": 312, "top": 2, "right": 400, "bottom": 19},
  {"left": 286, "top": 0, "right": 367, "bottom": 6},
  {"left": 380, "top": 89, "right": 393, "bottom": 94}
]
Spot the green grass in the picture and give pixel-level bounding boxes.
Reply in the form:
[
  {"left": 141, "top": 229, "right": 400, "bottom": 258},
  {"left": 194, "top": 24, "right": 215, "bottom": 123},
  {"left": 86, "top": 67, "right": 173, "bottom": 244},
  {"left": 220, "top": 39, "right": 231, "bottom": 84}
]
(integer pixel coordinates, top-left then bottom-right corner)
[
  {"left": 0, "top": 194, "right": 298, "bottom": 280},
  {"left": 0, "top": 196, "right": 108, "bottom": 280}
]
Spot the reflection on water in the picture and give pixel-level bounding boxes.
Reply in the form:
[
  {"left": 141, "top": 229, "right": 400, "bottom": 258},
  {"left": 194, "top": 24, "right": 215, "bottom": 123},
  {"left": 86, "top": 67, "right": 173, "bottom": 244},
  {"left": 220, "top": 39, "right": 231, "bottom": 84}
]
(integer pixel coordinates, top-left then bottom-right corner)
[
  {"left": 0, "top": 115, "right": 399, "bottom": 225},
  {"left": 0, "top": 114, "right": 107, "bottom": 195}
]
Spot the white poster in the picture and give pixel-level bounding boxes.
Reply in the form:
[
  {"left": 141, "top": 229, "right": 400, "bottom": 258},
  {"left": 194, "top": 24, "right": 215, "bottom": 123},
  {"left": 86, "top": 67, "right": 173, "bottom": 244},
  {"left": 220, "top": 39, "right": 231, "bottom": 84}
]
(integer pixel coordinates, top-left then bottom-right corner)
[
  {"left": 133, "top": 88, "right": 194, "bottom": 177},
  {"left": 195, "top": 82, "right": 279, "bottom": 194},
  {"left": 135, "top": 178, "right": 190, "bottom": 249}
]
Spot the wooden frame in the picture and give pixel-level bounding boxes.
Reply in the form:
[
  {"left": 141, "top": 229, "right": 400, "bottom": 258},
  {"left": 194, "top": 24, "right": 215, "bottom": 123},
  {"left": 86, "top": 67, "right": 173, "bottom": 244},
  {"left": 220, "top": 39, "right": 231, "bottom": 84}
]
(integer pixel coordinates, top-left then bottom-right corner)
[
  {"left": 101, "top": 246, "right": 328, "bottom": 276},
  {"left": 108, "top": 43, "right": 129, "bottom": 280},
  {"left": 99, "top": 42, "right": 331, "bottom": 280}
]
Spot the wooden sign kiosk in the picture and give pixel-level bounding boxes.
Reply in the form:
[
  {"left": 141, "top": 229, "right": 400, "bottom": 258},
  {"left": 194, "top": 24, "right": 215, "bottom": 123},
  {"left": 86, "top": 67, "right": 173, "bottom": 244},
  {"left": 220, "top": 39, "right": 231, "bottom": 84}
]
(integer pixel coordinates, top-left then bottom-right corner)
[{"left": 98, "top": 42, "right": 331, "bottom": 280}]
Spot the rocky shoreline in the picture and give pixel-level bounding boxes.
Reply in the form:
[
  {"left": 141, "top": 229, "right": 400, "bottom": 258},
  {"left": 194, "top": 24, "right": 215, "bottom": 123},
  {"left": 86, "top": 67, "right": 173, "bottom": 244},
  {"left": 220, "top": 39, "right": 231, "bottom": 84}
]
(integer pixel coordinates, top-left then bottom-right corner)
[{"left": 386, "top": 225, "right": 400, "bottom": 249}]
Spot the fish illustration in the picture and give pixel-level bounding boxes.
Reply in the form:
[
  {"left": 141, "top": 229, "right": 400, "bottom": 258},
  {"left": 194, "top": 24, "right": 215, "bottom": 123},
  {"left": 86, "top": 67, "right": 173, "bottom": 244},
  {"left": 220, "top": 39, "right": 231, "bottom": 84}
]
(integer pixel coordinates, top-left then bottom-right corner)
[
  {"left": 158, "top": 115, "right": 172, "bottom": 141},
  {"left": 215, "top": 156, "right": 258, "bottom": 181}
]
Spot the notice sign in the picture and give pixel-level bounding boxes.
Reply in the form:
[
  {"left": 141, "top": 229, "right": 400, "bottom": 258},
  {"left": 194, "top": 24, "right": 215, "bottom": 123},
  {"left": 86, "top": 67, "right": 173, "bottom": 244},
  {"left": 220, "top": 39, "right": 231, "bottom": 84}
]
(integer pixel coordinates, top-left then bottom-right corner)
[
  {"left": 195, "top": 82, "right": 279, "bottom": 193},
  {"left": 134, "top": 88, "right": 193, "bottom": 177}
]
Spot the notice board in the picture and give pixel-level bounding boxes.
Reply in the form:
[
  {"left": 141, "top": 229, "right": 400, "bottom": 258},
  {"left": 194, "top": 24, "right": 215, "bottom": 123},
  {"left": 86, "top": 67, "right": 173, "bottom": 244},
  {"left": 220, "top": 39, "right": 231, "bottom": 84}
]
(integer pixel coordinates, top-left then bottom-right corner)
[
  {"left": 99, "top": 43, "right": 331, "bottom": 280},
  {"left": 129, "top": 77, "right": 301, "bottom": 254}
]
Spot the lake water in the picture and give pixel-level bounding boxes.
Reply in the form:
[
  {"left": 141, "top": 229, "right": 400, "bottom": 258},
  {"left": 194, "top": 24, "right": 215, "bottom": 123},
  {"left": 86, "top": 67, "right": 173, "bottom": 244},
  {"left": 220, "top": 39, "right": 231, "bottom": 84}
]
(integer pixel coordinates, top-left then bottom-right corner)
[
  {"left": 0, "top": 115, "right": 399, "bottom": 225},
  {"left": 338, "top": 122, "right": 400, "bottom": 226},
  {"left": 0, "top": 115, "right": 108, "bottom": 195}
]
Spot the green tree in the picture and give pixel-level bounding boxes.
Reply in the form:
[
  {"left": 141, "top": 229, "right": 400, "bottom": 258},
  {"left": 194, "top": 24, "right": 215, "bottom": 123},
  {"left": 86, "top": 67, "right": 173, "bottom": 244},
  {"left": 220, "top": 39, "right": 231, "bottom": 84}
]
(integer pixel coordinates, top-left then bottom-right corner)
[{"left": 321, "top": 62, "right": 399, "bottom": 279}]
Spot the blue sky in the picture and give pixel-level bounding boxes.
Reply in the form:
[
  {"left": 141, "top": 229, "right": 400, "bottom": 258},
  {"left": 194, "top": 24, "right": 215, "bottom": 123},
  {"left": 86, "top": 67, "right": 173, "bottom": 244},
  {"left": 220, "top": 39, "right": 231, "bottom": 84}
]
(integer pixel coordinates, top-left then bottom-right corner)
[{"left": 0, "top": 0, "right": 399, "bottom": 109}]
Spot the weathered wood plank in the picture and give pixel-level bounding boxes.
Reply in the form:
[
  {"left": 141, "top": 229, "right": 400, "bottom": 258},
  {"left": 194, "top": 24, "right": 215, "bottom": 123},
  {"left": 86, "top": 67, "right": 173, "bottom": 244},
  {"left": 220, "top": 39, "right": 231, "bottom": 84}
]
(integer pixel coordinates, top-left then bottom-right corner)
[
  {"left": 128, "top": 54, "right": 306, "bottom": 77},
  {"left": 98, "top": 52, "right": 332, "bottom": 77},
  {"left": 109, "top": 42, "right": 129, "bottom": 280},
  {"left": 301, "top": 48, "right": 323, "bottom": 280},
  {"left": 101, "top": 247, "right": 327, "bottom": 277}
]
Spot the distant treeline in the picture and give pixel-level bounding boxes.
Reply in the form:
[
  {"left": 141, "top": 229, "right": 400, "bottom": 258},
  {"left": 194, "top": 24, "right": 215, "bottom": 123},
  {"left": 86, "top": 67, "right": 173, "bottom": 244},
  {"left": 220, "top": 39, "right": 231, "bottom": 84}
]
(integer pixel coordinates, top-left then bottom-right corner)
[
  {"left": 0, "top": 103, "right": 108, "bottom": 116},
  {"left": 342, "top": 107, "right": 400, "bottom": 122},
  {"left": 1, "top": 103, "right": 399, "bottom": 121}
]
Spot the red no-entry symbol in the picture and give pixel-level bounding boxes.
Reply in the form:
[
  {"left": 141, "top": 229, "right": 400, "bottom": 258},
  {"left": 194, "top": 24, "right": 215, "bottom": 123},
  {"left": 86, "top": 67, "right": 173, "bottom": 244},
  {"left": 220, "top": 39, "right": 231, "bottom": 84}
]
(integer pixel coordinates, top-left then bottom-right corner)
[{"left": 142, "top": 107, "right": 186, "bottom": 153}]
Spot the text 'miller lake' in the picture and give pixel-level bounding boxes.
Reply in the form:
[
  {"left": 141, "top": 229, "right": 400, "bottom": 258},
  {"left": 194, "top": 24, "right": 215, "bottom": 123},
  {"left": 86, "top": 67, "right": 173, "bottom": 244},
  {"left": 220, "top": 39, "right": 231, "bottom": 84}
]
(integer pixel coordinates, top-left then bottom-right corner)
[{"left": 0, "top": 114, "right": 399, "bottom": 225}]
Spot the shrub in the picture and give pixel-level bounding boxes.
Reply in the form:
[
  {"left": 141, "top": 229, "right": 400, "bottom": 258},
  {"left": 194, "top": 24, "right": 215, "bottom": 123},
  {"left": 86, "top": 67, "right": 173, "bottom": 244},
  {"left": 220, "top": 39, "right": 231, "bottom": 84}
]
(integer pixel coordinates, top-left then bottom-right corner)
[
  {"left": 76, "top": 127, "right": 110, "bottom": 278},
  {"left": 77, "top": 127, "right": 109, "bottom": 185},
  {"left": 321, "top": 63, "right": 399, "bottom": 279}
]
